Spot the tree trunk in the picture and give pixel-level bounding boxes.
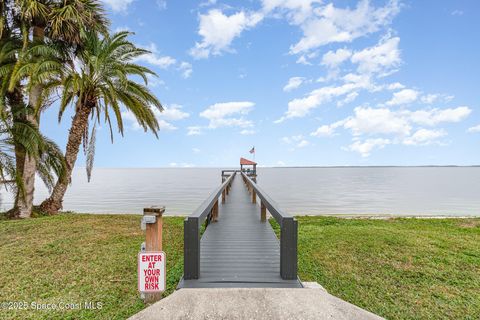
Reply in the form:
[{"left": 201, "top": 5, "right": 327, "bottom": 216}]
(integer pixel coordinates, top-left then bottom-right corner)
[
  {"left": 6, "top": 88, "right": 36, "bottom": 219},
  {"left": 9, "top": 24, "right": 45, "bottom": 218},
  {"left": 11, "top": 86, "right": 42, "bottom": 218},
  {"left": 11, "top": 148, "right": 36, "bottom": 218},
  {"left": 39, "top": 105, "right": 91, "bottom": 214}
]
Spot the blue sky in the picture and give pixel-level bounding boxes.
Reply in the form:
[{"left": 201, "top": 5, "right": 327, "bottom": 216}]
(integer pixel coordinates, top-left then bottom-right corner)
[{"left": 40, "top": 0, "right": 480, "bottom": 167}]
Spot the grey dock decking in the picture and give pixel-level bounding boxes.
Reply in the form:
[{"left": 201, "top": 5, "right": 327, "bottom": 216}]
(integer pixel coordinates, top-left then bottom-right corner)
[{"left": 179, "top": 176, "right": 302, "bottom": 288}]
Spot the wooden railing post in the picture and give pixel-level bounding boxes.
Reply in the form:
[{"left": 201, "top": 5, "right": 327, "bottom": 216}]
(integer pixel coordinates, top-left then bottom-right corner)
[
  {"left": 213, "top": 200, "right": 219, "bottom": 222},
  {"left": 261, "top": 201, "right": 266, "bottom": 222},
  {"left": 184, "top": 217, "right": 200, "bottom": 279},
  {"left": 222, "top": 189, "right": 226, "bottom": 203},
  {"left": 144, "top": 206, "right": 165, "bottom": 251},
  {"left": 252, "top": 189, "right": 256, "bottom": 203},
  {"left": 280, "top": 218, "right": 298, "bottom": 280},
  {"left": 143, "top": 206, "right": 165, "bottom": 303}
]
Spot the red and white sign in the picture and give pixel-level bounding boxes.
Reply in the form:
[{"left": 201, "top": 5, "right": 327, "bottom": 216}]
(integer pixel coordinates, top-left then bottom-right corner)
[{"left": 138, "top": 252, "right": 166, "bottom": 292}]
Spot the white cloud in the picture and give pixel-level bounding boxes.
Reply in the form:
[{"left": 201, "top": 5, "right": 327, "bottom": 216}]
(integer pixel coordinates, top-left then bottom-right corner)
[
  {"left": 321, "top": 48, "right": 352, "bottom": 68},
  {"left": 114, "top": 26, "right": 130, "bottom": 32},
  {"left": 156, "top": 119, "right": 178, "bottom": 131},
  {"left": 200, "top": 101, "right": 255, "bottom": 129},
  {"left": 386, "top": 82, "right": 405, "bottom": 90},
  {"left": 281, "top": 134, "right": 310, "bottom": 148},
  {"left": 159, "top": 104, "right": 190, "bottom": 121},
  {"left": 178, "top": 62, "right": 193, "bottom": 79},
  {"left": 146, "top": 74, "right": 166, "bottom": 88},
  {"left": 296, "top": 51, "right": 318, "bottom": 65},
  {"left": 337, "top": 91, "right": 358, "bottom": 107},
  {"left": 262, "top": 0, "right": 323, "bottom": 24},
  {"left": 421, "top": 94, "right": 439, "bottom": 105},
  {"left": 286, "top": 0, "right": 401, "bottom": 54},
  {"left": 122, "top": 110, "right": 176, "bottom": 131},
  {"left": 136, "top": 43, "right": 176, "bottom": 69},
  {"left": 192, "top": 148, "right": 201, "bottom": 153},
  {"left": 420, "top": 93, "right": 454, "bottom": 105},
  {"left": 187, "top": 126, "right": 203, "bottom": 136},
  {"left": 314, "top": 105, "right": 471, "bottom": 156},
  {"left": 341, "top": 106, "right": 472, "bottom": 138},
  {"left": 386, "top": 88, "right": 419, "bottom": 106},
  {"left": 468, "top": 124, "right": 480, "bottom": 133},
  {"left": 297, "top": 139, "right": 310, "bottom": 148},
  {"left": 283, "top": 77, "right": 306, "bottom": 92},
  {"left": 240, "top": 129, "right": 256, "bottom": 135},
  {"left": 451, "top": 10, "right": 464, "bottom": 16},
  {"left": 192, "top": 0, "right": 399, "bottom": 60},
  {"left": 136, "top": 43, "right": 193, "bottom": 78},
  {"left": 156, "top": 0, "right": 167, "bottom": 10},
  {"left": 311, "top": 125, "right": 335, "bottom": 137},
  {"left": 122, "top": 104, "right": 189, "bottom": 132},
  {"left": 409, "top": 106, "right": 472, "bottom": 126},
  {"left": 101, "top": 0, "right": 135, "bottom": 12},
  {"left": 276, "top": 72, "right": 374, "bottom": 122},
  {"left": 346, "top": 138, "right": 390, "bottom": 157},
  {"left": 344, "top": 106, "right": 411, "bottom": 137},
  {"left": 200, "top": 0, "right": 217, "bottom": 7},
  {"left": 190, "top": 9, "right": 263, "bottom": 59},
  {"left": 310, "top": 120, "right": 345, "bottom": 137},
  {"left": 351, "top": 36, "right": 401, "bottom": 76},
  {"left": 403, "top": 129, "right": 447, "bottom": 146},
  {"left": 281, "top": 134, "right": 304, "bottom": 144}
]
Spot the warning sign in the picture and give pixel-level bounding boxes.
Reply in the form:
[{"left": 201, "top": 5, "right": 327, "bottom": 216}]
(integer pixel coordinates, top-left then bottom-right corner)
[{"left": 138, "top": 252, "right": 166, "bottom": 292}]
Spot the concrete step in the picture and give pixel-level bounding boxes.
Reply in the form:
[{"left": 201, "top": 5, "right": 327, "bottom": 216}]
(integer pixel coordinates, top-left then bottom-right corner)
[{"left": 129, "top": 285, "right": 383, "bottom": 320}]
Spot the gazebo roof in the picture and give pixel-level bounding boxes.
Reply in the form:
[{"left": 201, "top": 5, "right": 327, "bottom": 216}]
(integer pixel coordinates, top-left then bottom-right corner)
[{"left": 240, "top": 157, "right": 257, "bottom": 165}]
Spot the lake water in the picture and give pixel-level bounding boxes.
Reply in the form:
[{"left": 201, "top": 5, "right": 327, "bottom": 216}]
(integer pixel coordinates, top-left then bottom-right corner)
[{"left": 1, "top": 167, "right": 479, "bottom": 216}]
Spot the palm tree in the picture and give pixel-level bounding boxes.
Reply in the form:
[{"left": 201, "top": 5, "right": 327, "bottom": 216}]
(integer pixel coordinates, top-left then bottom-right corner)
[
  {"left": 0, "top": 110, "right": 65, "bottom": 218},
  {"left": 3, "top": 117, "right": 65, "bottom": 218},
  {"left": 0, "top": 32, "right": 65, "bottom": 218},
  {"left": 3, "top": 0, "right": 108, "bottom": 217},
  {"left": 39, "top": 31, "right": 162, "bottom": 213}
]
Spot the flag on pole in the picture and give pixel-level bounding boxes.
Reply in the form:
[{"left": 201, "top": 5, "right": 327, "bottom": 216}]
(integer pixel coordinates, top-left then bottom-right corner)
[{"left": 249, "top": 146, "right": 255, "bottom": 154}]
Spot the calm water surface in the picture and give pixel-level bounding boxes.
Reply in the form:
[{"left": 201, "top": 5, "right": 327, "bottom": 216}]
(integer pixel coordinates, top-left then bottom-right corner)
[{"left": 1, "top": 167, "right": 479, "bottom": 216}]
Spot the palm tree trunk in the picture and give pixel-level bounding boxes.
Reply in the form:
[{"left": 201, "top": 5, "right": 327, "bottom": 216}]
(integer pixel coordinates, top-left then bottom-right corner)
[
  {"left": 12, "top": 86, "right": 41, "bottom": 218},
  {"left": 10, "top": 24, "right": 45, "bottom": 218},
  {"left": 39, "top": 105, "right": 91, "bottom": 213},
  {"left": 6, "top": 88, "right": 36, "bottom": 218},
  {"left": 12, "top": 148, "right": 36, "bottom": 218}
]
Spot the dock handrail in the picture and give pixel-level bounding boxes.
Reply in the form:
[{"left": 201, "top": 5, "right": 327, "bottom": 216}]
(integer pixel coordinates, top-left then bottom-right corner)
[
  {"left": 184, "top": 172, "right": 236, "bottom": 279},
  {"left": 241, "top": 172, "right": 298, "bottom": 280}
]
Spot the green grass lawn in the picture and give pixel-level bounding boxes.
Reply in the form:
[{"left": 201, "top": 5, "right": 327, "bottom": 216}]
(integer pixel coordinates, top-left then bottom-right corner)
[
  {"left": 271, "top": 217, "right": 480, "bottom": 319},
  {"left": 0, "top": 214, "right": 479, "bottom": 319},
  {"left": 0, "top": 214, "right": 184, "bottom": 320}
]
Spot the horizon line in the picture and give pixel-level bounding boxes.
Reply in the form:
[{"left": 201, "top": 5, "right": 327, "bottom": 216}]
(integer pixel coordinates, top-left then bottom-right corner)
[{"left": 78, "top": 165, "right": 480, "bottom": 169}]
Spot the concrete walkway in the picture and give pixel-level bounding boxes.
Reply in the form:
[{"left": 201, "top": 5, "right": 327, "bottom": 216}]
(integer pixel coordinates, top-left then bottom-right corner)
[{"left": 129, "top": 286, "right": 383, "bottom": 320}]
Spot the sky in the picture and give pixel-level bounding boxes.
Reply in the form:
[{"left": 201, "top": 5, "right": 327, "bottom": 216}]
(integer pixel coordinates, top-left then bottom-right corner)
[{"left": 39, "top": 0, "right": 480, "bottom": 168}]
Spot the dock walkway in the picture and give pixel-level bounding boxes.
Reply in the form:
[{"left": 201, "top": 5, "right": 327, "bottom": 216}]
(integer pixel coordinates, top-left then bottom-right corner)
[{"left": 179, "top": 175, "right": 302, "bottom": 288}]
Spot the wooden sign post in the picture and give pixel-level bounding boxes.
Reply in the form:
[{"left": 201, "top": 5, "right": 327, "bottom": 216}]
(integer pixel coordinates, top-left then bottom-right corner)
[{"left": 140, "top": 206, "right": 165, "bottom": 303}]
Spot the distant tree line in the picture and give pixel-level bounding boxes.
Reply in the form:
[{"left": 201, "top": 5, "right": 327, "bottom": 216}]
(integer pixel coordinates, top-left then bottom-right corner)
[{"left": 0, "top": 0, "right": 162, "bottom": 218}]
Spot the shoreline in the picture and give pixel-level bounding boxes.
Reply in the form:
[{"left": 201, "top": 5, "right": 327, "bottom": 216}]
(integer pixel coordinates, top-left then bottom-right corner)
[{"left": 3, "top": 211, "right": 478, "bottom": 221}]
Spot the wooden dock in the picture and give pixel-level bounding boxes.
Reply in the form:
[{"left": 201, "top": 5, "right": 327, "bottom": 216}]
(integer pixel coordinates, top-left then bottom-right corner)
[{"left": 179, "top": 171, "right": 301, "bottom": 288}]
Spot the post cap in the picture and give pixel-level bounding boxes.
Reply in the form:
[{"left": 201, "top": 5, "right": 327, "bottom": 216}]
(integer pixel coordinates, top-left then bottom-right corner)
[{"left": 143, "top": 206, "right": 165, "bottom": 216}]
